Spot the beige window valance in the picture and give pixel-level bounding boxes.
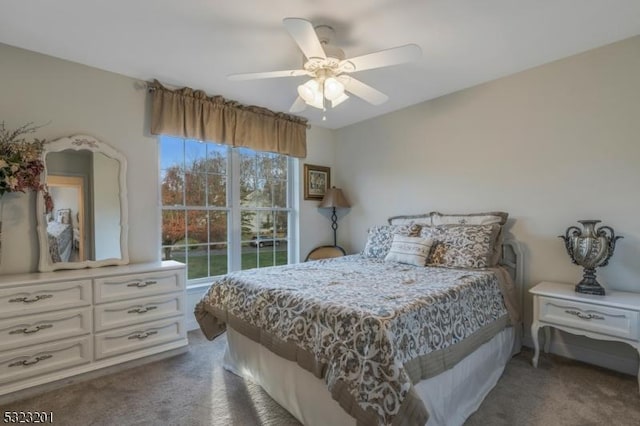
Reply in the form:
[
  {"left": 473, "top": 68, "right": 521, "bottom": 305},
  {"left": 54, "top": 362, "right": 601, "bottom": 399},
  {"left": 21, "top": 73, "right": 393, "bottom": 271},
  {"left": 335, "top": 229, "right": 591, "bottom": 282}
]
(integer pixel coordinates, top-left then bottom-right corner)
[{"left": 149, "top": 80, "right": 307, "bottom": 158}]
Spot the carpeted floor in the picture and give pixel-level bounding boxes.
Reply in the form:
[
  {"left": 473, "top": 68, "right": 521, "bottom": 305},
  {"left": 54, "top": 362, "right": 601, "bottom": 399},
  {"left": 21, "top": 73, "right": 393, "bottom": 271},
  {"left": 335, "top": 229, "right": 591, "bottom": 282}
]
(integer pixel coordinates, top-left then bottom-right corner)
[{"left": 1, "top": 330, "right": 638, "bottom": 426}]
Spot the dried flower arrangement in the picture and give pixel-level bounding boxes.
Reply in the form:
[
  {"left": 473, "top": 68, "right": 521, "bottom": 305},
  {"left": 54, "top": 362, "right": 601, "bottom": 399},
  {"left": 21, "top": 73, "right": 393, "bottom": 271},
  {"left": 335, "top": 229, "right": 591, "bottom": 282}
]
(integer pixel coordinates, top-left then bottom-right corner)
[{"left": 0, "top": 122, "right": 47, "bottom": 198}]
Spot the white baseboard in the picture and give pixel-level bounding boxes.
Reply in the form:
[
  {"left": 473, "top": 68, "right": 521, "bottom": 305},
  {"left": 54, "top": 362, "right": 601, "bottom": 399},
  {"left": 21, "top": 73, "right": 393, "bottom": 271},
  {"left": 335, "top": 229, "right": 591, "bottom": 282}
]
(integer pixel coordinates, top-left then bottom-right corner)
[{"left": 522, "top": 334, "right": 638, "bottom": 376}]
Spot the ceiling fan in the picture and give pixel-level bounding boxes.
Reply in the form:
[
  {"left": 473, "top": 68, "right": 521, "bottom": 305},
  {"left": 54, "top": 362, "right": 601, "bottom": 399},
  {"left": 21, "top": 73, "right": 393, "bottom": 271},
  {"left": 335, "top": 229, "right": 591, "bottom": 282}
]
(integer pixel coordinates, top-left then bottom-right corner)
[{"left": 228, "top": 18, "right": 422, "bottom": 115}]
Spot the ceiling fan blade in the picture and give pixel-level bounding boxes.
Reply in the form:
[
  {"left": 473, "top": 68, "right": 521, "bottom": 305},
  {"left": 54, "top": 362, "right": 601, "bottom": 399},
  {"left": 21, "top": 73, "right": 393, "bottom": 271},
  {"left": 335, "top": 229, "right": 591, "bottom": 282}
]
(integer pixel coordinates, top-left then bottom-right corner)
[
  {"left": 283, "top": 18, "right": 326, "bottom": 60},
  {"left": 341, "top": 76, "right": 389, "bottom": 105},
  {"left": 341, "top": 44, "right": 421, "bottom": 73},
  {"left": 289, "top": 96, "right": 307, "bottom": 113},
  {"left": 228, "top": 69, "right": 309, "bottom": 81}
]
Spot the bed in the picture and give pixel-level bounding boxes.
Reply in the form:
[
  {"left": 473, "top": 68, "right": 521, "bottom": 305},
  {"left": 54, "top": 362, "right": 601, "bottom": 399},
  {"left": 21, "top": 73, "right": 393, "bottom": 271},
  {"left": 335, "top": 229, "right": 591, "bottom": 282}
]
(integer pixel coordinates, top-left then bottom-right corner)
[
  {"left": 47, "top": 209, "right": 73, "bottom": 263},
  {"left": 196, "top": 212, "right": 523, "bottom": 426}
]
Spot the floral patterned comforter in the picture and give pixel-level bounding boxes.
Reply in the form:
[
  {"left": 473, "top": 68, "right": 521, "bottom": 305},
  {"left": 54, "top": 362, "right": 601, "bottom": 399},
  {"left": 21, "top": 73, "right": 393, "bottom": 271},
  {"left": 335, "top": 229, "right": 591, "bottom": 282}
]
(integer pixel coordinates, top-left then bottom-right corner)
[
  {"left": 47, "top": 221, "right": 72, "bottom": 263},
  {"left": 196, "top": 255, "right": 516, "bottom": 426}
]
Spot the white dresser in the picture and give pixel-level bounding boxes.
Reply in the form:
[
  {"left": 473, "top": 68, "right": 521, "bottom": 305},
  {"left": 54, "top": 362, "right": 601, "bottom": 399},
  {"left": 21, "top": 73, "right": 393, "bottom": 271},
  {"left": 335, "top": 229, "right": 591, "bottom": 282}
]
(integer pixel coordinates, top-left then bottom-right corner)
[
  {"left": 530, "top": 281, "right": 640, "bottom": 390},
  {"left": 0, "top": 261, "right": 187, "bottom": 401}
]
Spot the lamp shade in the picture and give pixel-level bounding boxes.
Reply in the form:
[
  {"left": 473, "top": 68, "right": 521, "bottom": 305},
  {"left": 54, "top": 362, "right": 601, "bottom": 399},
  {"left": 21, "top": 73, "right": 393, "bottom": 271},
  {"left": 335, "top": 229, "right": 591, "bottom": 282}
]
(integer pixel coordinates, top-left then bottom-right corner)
[
  {"left": 298, "top": 79, "right": 319, "bottom": 103},
  {"left": 319, "top": 187, "right": 351, "bottom": 209},
  {"left": 324, "top": 77, "right": 345, "bottom": 101}
]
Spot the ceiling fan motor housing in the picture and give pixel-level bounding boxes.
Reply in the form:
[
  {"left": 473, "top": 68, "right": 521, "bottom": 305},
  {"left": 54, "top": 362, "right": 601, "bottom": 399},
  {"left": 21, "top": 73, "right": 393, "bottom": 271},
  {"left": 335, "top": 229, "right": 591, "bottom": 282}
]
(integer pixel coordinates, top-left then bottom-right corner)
[{"left": 300, "top": 24, "right": 352, "bottom": 79}]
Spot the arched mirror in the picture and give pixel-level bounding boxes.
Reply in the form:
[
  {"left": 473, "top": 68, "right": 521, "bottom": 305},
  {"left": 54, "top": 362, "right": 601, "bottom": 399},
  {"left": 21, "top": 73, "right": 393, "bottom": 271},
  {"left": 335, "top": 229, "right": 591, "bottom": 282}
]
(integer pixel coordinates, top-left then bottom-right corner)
[{"left": 36, "top": 135, "right": 129, "bottom": 271}]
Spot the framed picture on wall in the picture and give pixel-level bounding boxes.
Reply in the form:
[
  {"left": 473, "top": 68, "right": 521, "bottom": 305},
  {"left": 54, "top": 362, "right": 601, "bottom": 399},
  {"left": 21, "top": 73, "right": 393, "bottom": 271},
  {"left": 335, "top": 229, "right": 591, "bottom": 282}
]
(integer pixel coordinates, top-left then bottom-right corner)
[{"left": 304, "top": 164, "right": 331, "bottom": 200}]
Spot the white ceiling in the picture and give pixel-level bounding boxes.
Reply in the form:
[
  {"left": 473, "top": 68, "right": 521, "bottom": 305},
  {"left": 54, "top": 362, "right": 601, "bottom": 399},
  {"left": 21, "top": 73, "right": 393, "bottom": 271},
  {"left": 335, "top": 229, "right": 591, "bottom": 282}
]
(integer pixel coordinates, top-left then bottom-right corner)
[{"left": 1, "top": 0, "right": 639, "bottom": 129}]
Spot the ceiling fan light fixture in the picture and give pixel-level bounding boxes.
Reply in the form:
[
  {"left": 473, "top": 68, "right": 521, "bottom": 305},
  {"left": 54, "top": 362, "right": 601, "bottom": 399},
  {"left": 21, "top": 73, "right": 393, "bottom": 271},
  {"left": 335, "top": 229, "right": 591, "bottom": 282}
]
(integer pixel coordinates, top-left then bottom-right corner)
[
  {"left": 232, "top": 19, "right": 422, "bottom": 118},
  {"left": 323, "top": 77, "right": 345, "bottom": 101},
  {"left": 298, "top": 79, "right": 319, "bottom": 103},
  {"left": 331, "top": 93, "right": 349, "bottom": 108},
  {"left": 307, "top": 88, "right": 324, "bottom": 109}
]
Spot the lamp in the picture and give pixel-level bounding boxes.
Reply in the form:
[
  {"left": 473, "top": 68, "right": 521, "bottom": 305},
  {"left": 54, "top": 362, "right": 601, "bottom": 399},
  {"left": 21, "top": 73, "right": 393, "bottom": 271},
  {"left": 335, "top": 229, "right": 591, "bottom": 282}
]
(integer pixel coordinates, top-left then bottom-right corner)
[
  {"left": 297, "top": 77, "right": 348, "bottom": 110},
  {"left": 297, "top": 79, "right": 319, "bottom": 104},
  {"left": 319, "top": 187, "right": 351, "bottom": 249},
  {"left": 323, "top": 77, "right": 345, "bottom": 101}
]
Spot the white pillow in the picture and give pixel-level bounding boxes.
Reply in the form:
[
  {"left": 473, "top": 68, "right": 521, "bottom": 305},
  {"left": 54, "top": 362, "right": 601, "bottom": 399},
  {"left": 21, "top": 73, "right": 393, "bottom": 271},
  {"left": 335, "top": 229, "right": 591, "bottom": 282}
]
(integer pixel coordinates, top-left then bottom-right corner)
[
  {"left": 430, "top": 211, "right": 508, "bottom": 226},
  {"left": 388, "top": 214, "right": 432, "bottom": 226},
  {"left": 384, "top": 235, "right": 434, "bottom": 266}
]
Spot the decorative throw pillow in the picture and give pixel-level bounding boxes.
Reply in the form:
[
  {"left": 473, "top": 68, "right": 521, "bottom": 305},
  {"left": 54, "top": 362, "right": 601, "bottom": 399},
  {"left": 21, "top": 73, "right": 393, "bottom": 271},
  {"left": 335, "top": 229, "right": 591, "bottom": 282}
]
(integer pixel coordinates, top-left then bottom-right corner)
[
  {"left": 421, "top": 224, "right": 500, "bottom": 268},
  {"left": 362, "top": 224, "right": 422, "bottom": 259},
  {"left": 430, "top": 211, "right": 509, "bottom": 266},
  {"left": 384, "top": 235, "right": 434, "bottom": 266}
]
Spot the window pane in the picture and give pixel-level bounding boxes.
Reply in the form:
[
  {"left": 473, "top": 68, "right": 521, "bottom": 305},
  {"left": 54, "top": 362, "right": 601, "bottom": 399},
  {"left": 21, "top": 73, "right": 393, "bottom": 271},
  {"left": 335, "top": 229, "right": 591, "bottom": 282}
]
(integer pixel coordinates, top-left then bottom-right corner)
[
  {"left": 258, "top": 211, "right": 274, "bottom": 236},
  {"left": 162, "top": 210, "right": 185, "bottom": 247},
  {"left": 272, "top": 180, "right": 287, "bottom": 208},
  {"left": 239, "top": 149, "right": 257, "bottom": 206},
  {"left": 185, "top": 172, "right": 206, "bottom": 206},
  {"left": 187, "top": 210, "right": 208, "bottom": 244},
  {"left": 275, "top": 211, "right": 288, "bottom": 240},
  {"left": 187, "top": 244, "right": 208, "bottom": 280},
  {"left": 185, "top": 139, "right": 207, "bottom": 172},
  {"left": 273, "top": 155, "right": 287, "bottom": 179},
  {"left": 160, "top": 136, "right": 185, "bottom": 206},
  {"left": 241, "top": 210, "right": 257, "bottom": 240},
  {"left": 209, "top": 211, "right": 227, "bottom": 243},
  {"left": 164, "top": 245, "right": 185, "bottom": 263},
  {"left": 275, "top": 249, "right": 288, "bottom": 266},
  {"left": 209, "top": 243, "right": 227, "bottom": 276},
  {"left": 207, "top": 174, "right": 226, "bottom": 207},
  {"left": 241, "top": 241, "right": 257, "bottom": 270},
  {"left": 207, "top": 144, "right": 228, "bottom": 174},
  {"left": 254, "top": 179, "right": 271, "bottom": 208},
  {"left": 160, "top": 136, "right": 184, "bottom": 171},
  {"left": 275, "top": 210, "right": 288, "bottom": 266},
  {"left": 161, "top": 168, "right": 184, "bottom": 206}
]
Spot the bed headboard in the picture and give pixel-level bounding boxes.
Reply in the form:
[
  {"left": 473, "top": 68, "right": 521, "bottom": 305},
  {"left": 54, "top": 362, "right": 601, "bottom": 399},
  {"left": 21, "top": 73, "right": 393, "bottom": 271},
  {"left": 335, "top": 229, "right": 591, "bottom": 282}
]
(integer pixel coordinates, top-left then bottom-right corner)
[{"left": 501, "top": 239, "right": 524, "bottom": 319}]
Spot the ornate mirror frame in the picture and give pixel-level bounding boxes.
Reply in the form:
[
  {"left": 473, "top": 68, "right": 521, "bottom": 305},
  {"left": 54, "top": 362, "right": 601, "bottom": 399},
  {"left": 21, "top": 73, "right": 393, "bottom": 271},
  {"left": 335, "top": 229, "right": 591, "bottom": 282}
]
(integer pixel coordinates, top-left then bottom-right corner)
[{"left": 36, "top": 135, "right": 129, "bottom": 271}]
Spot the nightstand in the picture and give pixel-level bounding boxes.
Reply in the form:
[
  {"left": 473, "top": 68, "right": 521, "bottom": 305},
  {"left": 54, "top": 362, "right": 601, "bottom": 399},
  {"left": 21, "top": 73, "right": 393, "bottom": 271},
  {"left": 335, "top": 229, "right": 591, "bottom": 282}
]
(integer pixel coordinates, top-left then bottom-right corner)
[{"left": 530, "top": 281, "right": 640, "bottom": 391}]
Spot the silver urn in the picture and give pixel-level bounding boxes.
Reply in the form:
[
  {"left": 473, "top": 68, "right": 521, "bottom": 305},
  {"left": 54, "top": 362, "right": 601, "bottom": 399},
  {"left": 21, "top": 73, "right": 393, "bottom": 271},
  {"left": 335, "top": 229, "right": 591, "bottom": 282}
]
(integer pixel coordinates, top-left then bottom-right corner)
[{"left": 559, "top": 220, "right": 622, "bottom": 295}]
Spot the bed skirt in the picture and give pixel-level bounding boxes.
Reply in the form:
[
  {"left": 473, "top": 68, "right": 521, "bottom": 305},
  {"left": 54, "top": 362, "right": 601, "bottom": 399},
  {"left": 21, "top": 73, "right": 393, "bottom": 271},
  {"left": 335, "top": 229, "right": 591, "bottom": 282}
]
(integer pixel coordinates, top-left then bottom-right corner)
[{"left": 223, "top": 325, "right": 519, "bottom": 426}]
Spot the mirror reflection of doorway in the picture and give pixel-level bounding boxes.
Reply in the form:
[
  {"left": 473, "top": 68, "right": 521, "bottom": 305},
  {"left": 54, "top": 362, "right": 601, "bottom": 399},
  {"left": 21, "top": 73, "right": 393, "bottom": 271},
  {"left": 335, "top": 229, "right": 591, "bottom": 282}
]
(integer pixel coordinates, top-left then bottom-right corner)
[{"left": 47, "top": 175, "right": 85, "bottom": 262}]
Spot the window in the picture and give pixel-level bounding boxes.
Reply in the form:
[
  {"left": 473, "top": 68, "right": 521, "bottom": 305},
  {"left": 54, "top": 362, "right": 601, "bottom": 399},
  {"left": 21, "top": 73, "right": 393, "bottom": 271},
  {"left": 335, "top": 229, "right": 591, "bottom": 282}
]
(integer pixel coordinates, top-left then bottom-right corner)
[{"left": 159, "top": 135, "right": 295, "bottom": 285}]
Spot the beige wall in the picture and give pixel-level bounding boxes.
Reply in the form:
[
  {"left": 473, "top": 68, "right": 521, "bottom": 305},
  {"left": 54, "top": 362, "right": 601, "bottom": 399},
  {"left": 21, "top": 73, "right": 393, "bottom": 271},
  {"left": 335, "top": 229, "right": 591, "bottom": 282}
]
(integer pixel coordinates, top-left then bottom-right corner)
[
  {"left": 298, "top": 126, "right": 340, "bottom": 260},
  {"left": 0, "top": 43, "right": 336, "bottom": 274},
  {"left": 335, "top": 36, "right": 640, "bottom": 373}
]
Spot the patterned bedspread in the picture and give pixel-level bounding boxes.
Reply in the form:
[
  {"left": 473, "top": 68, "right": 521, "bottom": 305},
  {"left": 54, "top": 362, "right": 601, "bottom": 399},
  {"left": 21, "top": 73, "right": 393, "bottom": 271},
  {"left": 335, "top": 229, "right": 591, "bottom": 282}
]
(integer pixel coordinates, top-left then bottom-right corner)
[
  {"left": 47, "top": 221, "right": 72, "bottom": 263},
  {"left": 196, "top": 255, "right": 517, "bottom": 426}
]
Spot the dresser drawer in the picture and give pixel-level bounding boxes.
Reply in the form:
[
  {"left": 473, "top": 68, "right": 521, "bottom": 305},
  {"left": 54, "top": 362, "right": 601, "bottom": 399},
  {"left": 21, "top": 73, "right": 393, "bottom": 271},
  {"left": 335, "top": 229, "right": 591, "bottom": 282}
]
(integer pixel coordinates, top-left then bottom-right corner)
[
  {"left": 94, "top": 293, "right": 184, "bottom": 332},
  {"left": 0, "top": 308, "right": 92, "bottom": 352},
  {"left": 0, "top": 336, "right": 92, "bottom": 386},
  {"left": 0, "top": 280, "right": 92, "bottom": 319},
  {"left": 538, "top": 296, "right": 639, "bottom": 340},
  {"left": 94, "top": 271, "right": 183, "bottom": 304},
  {"left": 94, "top": 317, "right": 185, "bottom": 360}
]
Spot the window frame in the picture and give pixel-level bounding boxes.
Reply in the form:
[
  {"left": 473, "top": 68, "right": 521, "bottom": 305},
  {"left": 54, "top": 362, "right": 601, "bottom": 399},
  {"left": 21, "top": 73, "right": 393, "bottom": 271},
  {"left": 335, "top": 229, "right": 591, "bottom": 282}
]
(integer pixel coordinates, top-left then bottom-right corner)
[{"left": 158, "top": 136, "right": 298, "bottom": 288}]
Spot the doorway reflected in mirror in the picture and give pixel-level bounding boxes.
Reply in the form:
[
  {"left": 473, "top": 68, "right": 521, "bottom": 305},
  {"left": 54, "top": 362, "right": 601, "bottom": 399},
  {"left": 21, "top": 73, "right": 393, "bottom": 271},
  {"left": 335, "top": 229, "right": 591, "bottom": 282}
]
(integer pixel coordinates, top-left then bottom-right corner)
[{"left": 46, "top": 175, "right": 84, "bottom": 262}]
